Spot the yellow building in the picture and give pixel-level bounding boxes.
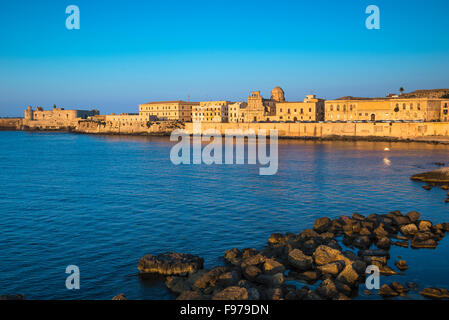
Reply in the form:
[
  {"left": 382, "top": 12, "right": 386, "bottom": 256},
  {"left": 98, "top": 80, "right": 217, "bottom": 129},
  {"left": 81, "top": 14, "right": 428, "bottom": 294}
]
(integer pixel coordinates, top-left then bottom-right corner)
[
  {"left": 274, "top": 95, "right": 325, "bottom": 122},
  {"left": 441, "top": 100, "right": 449, "bottom": 122},
  {"left": 138, "top": 100, "right": 199, "bottom": 122},
  {"left": 245, "top": 89, "right": 278, "bottom": 123},
  {"left": 228, "top": 102, "right": 247, "bottom": 123},
  {"left": 192, "top": 101, "right": 231, "bottom": 123},
  {"left": 325, "top": 98, "right": 443, "bottom": 122}
]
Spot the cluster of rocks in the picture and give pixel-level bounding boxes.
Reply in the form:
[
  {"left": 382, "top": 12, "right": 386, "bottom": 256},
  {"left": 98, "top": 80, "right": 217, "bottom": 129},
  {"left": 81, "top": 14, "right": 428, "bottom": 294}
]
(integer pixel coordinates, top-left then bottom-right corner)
[
  {"left": 134, "top": 211, "right": 449, "bottom": 300},
  {"left": 411, "top": 167, "right": 449, "bottom": 202}
]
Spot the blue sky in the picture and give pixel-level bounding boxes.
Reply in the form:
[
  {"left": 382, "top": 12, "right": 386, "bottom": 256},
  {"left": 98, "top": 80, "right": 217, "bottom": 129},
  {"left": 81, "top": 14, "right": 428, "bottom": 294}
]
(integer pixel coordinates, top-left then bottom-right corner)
[{"left": 0, "top": 0, "right": 448, "bottom": 116}]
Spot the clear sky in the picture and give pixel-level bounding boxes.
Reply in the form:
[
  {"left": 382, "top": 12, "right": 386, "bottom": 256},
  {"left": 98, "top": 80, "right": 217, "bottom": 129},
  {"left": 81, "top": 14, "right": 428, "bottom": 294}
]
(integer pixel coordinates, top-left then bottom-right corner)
[{"left": 0, "top": 0, "right": 448, "bottom": 116}]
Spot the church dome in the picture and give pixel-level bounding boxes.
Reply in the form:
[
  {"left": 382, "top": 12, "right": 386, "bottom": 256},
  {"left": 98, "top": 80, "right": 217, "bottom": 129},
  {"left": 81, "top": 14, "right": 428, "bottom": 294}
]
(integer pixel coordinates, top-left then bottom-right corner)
[{"left": 271, "top": 86, "right": 285, "bottom": 102}]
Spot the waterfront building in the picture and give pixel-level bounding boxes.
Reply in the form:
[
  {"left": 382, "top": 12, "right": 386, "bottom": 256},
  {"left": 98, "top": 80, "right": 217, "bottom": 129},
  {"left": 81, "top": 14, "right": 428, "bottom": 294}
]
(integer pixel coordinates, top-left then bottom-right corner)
[
  {"left": 104, "top": 113, "right": 153, "bottom": 126},
  {"left": 138, "top": 101, "right": 199, "bottom": 122},
  {"left": 441, "top": 100, "right": 449, "bottom": 122},
  {"left": 192, "top": 101, "right": 231, "bottom": 123},
  {"left": 324, "top": 98, "right": 443, "bottom": 122},
  {"left": 244, "top": 88, "right": 278, "bottom": 122},
  {"left": 24, "top": 105, "right": 99, "bottom": 121},
  {"left": 273, "top": 94, "right": 325, "bottom": 122},
  {"left": 228, "top": 102, "right": 248, "bottom": 123}
]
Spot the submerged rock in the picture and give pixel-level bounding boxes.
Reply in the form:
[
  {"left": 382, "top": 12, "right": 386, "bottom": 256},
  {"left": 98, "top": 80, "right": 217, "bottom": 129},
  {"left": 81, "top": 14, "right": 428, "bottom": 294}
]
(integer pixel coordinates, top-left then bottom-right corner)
[
  {"left": 138, "top": 252, "right": 204, "bottom": 276},
  {"left": 411, "top": 167, "right": 449, "bottom": 183},
  {"left": 378, "top": 284, "right": 399, "bottom": 298},
  {"left": 394, "top": 260, "right": 408, "bottom": 271},
  {"left": 420, "top": 287, "right": 449, "bottom": 299}
]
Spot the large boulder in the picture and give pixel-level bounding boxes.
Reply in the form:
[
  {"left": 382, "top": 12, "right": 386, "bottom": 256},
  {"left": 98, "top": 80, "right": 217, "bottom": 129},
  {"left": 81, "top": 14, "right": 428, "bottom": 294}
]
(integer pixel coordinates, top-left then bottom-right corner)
[
  {"left": 420, "top": 287, "right": 449, "bottom": 299},
  {"left": 138, "top": 252, "right": 204, "bottom": 276},
  {"left": 313, "top": 245, "right": 348, "bottom": 266},
  {"left": 313, "top": 217, "right": 332, "bottom": 233},
  {"left": 316, "top": 278, "right": 339, "bottom": 299},
  {"left": 288, "top": 249, "right": 313, "bottom": 271},
  {"left": 212, "top": 286, "right": 249, "bottom": 300},
  {"left": 378, "top": 284, "right": 399, "bottom": 298},
  {"left": 317, "top": 261, "right": 345, "bottom": 276},
  {"left": 193, "top": 266, "right": 229, "bottom": 290},
  {"left": 336, "top": 265, "right": 359, "bottom": 287},
  {"left": 406, "top": 211, "right": 420, "bottom": 223},
  {"left": 400, "top": 224, "right": 418, "bottom": 237}
]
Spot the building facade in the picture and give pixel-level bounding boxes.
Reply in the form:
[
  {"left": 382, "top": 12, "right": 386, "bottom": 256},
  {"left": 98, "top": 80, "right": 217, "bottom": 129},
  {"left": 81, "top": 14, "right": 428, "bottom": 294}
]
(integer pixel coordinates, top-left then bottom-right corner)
[
  {"left": 192, "top": 101, "right": 231, "bottom": 123},
  {"left": 325, "top": 98, "right": 443, "bottom": 122},
  {"left": 244, "top": 89, "right": 278, "bottom": 122},
  {"left": 138, "top": 101, "right": 199, "bottom": 122},
  {"left": 441, "top": 100, "right": 449, "bottom": 122},
  {"left": 273, "top": 95, "right": 325, "bottom": 122},
  {"left": 24, "top": 106, "right": 99, "bottom": 122},
  {"left": 228, "top": 102, "right": 248, "bottom": 123}
]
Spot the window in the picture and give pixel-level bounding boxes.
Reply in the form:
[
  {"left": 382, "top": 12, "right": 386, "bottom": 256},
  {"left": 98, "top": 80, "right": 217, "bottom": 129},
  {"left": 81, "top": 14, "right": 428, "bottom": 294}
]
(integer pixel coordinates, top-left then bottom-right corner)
[
  {"left": 403, "top": 103, "right": 406, "bottom": 110},
  {"left": 337, "top": 105, "right": 340, "bottom": 111},
  {"left": 330, "top": 105, "right": 333, "bottom": 111}
]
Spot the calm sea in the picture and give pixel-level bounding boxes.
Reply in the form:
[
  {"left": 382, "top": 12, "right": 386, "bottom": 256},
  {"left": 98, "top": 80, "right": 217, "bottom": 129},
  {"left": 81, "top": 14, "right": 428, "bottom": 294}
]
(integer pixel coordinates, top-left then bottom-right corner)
[{"left": 1, "top": 131, "right": 449, "bottom": 299}]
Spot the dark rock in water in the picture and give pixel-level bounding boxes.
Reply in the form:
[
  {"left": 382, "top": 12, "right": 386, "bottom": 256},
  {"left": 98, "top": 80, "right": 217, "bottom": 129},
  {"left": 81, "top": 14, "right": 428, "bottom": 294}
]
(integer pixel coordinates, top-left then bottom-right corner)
[
  {"left": 353, "top": 236, "right": 371, "bottom": 249},
  {"left": 411, "top": 238, "right": 438, "bottom": 249},
  {"left": 224, "top": 248, "right": 242, "bottom": 266},
  {"left": 138, "top": 252, "right": 204, "bottom": 276},
  {"left": 362, "top": 289, "right": 373, "bottom": 296},
  {"left": 313, "top": 217, "right": 332, "bottom": 233},
  {"left": 336, "top": 265, "right": 359, "bottom": 286},
  {"left": 358, "top": 249, "right": 390, "bottom": 258},
  {"left": 406, "top": 282, "right": 419, "bottom": 291},
  {"left": 411, "top": 167, "right": 449, "bottom": 183},
  {"left": 263, "top": 287, "right": 284, "bottom": 300},
  {"left": 213, "top": 286, "right": 249, "bottom": 300},
  {"left": 299, "top": 228, "right": 320, "bottom": 241},
  {"left": 378, "top": 284, "right": 399, "bottom": 298},
  {"left": 363, "top": 255, "right": 387, "bottom": 266},
  {"left": 255, "top": 273, "right": 284, "bottom": 287},
  {"left": 193, "top": 266, "right": 230, "bottom": 290},
  {"left": 313, "top": 245, "right": 349, "bottom": 266},
  {"left": 373, "top": 224, "right": 389, "bottom": 238},
  {"left": 317, "top": 261, "right": 345, "bottom": 276},
  {"left": 243, "top": 265, "right": 262, "bottom": 281},
  {"left": 406, "top": 211, "right": 420, "bottom": 223},
  {"left": 352, "top": 260, "right": 367, "bottom": 275},
  {"left": 441, "top": 185, "right": 449, "bottom": 190},
  {"left": 112, "top": 293, "right": 127, "bottom": 300},
  {"left": 0, "top": 294, "right": 25, "bottom": 300},
  {"left": 391, "top": 240, "right": 409, "bottom": 248},
  {"left": 422, "top": 185, "right": 432, "bottom": 190},
  {"left": 352, "top": 213, "right": 365, "bottom": 221},
  {"left": 241, "top": 253, "right": 266, "bottom": 268},
  {"left": 290, "top": 270, "right": 319, "bottom": 284},
  {"left": 391, "top": 282, "right": 409, "bottom": 296},
  {"left": 420, "top": 287, "right": 449, "bottom": 299},
  {"left": 378, "top": 265, "right": 398, "bottom": 276},
  {"left": 394, "top": 260, "right": 408, "bottom": 271},
  {"left": 316, "top": 278, "right": 339, "bottom": 300},
  {"left": 391, "top": 215, "right": 410, "bottom": 226},
  {"left": 288, "top": 249, "right": 313, "bottom": 271},
  {"left": 177, "top": 290, "right": 207, "bottom": 300},
  {"left": 268, "top": 233, "right": 287, "bottom": 247},
  {"left": 262, "top": 259, "right": 285, "bottom": 275},
  {"left": 375, "top": 237, "right": 391, "bottom": 250},
  {"left": 166, "top": 276, "right": 192, "bottom": 294}
]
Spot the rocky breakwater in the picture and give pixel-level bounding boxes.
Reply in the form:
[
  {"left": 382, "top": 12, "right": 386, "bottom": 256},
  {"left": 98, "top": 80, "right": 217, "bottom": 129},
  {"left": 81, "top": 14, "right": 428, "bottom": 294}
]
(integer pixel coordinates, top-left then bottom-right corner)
[
  {"left": 135, "top": 211, "right": 449, "bottom": 300},
  {"left": 411, "top": 167, "right": 449, "bottom": 203}
]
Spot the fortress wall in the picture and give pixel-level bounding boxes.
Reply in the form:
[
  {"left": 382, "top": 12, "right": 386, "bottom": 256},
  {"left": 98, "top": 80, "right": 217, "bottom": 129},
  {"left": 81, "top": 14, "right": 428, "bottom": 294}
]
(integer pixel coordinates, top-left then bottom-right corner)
[
  {"left": 75, "top": 120, "right": 182, "bottom": 135},
  {"left": 0, "top": 118, "right": 23, "bottom": 129},
  {"left": 184, "top": 122, "right": 449, "bottom": 139}
]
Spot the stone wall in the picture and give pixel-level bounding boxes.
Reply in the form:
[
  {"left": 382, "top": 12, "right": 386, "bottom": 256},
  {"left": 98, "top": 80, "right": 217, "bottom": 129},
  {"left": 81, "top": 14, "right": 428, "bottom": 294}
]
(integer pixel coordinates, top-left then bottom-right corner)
[
  {"left": 0, "top": 118, "right": 22, "bottom": 130},
  {"left": 185, "top": 122, "right": 449, "bottom": 140},
  {"left": 75, "top": 120, "right": 183, "bottom": 135}
]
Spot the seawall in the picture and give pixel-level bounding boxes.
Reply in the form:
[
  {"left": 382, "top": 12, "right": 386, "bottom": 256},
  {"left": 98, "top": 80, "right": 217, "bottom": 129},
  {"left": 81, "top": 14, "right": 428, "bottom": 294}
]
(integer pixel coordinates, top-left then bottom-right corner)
[{"left": 185, "top": 122, "right": 449, "bottom": 143}]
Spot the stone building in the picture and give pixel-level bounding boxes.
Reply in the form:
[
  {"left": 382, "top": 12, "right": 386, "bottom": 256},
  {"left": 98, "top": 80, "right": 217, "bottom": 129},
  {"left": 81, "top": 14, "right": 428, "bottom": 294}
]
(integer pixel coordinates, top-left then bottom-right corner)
[
  {"left": 104, "top": 113, "right": 153, "bottom": 127},
  {"left": 441, "top": 100, "right": 449, "bottom": 122},
  {"left": 244, "top": 89, "right": 278, "bottom": 122},
  {"left": 138, "top": 101, "right": 199, "bottom": 122},
  {"left": 228, "top": 102, "right": 248, "bottom": 123},
  {"left": 24, "top": 105, "right": 99, "bottom": 122},
  {"left": 273, "top": 94, "right": 325, "bottom": 122},
  {"left": 325, "top": 98, "right": 443, "bottom": 122},
  {"left": 192, "top": 101, "right": 231, "bottom": 123}
]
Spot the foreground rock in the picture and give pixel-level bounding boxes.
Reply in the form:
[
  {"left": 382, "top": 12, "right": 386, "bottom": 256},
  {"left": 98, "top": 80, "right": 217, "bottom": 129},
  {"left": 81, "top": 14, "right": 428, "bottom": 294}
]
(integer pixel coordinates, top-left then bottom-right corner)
[
  {"left": 411, "top": 167, "right": 449, "bottom": 183},
  {"left": 112, "top": 293, "right": 127, "bottom": 300},
  {"left": 420, "top": 287, "right": 449, "bottom": 299},
  {"left": 138, "top": 252, "right": 204, "bottom": 276}
]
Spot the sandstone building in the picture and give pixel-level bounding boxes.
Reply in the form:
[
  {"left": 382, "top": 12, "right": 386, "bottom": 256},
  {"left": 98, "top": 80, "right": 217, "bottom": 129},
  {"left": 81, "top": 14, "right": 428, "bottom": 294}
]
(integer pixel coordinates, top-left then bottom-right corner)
[
  {"left": 138, "top": 101, "right": 199, "bottom": 122},
  {"left": 24, "top": 105, "right": 99, "bottom": 122},
  {"left": 273, "top": 94, "right": 325, "bottom": 122},
  {"left": 228, "top": 102, "right": 248, "bottom": 123},
  {"left": 192, "top": 101, "right": 231, "bottom": 123},
  {"left": 325, "top": 98, "right": 443, "bottom": 122},
  {"left": 244, "top": 90, "right": 277, "bottom": 122},
  {"left": 441, "top": 100, "right": 449, "bottom": 122}
]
